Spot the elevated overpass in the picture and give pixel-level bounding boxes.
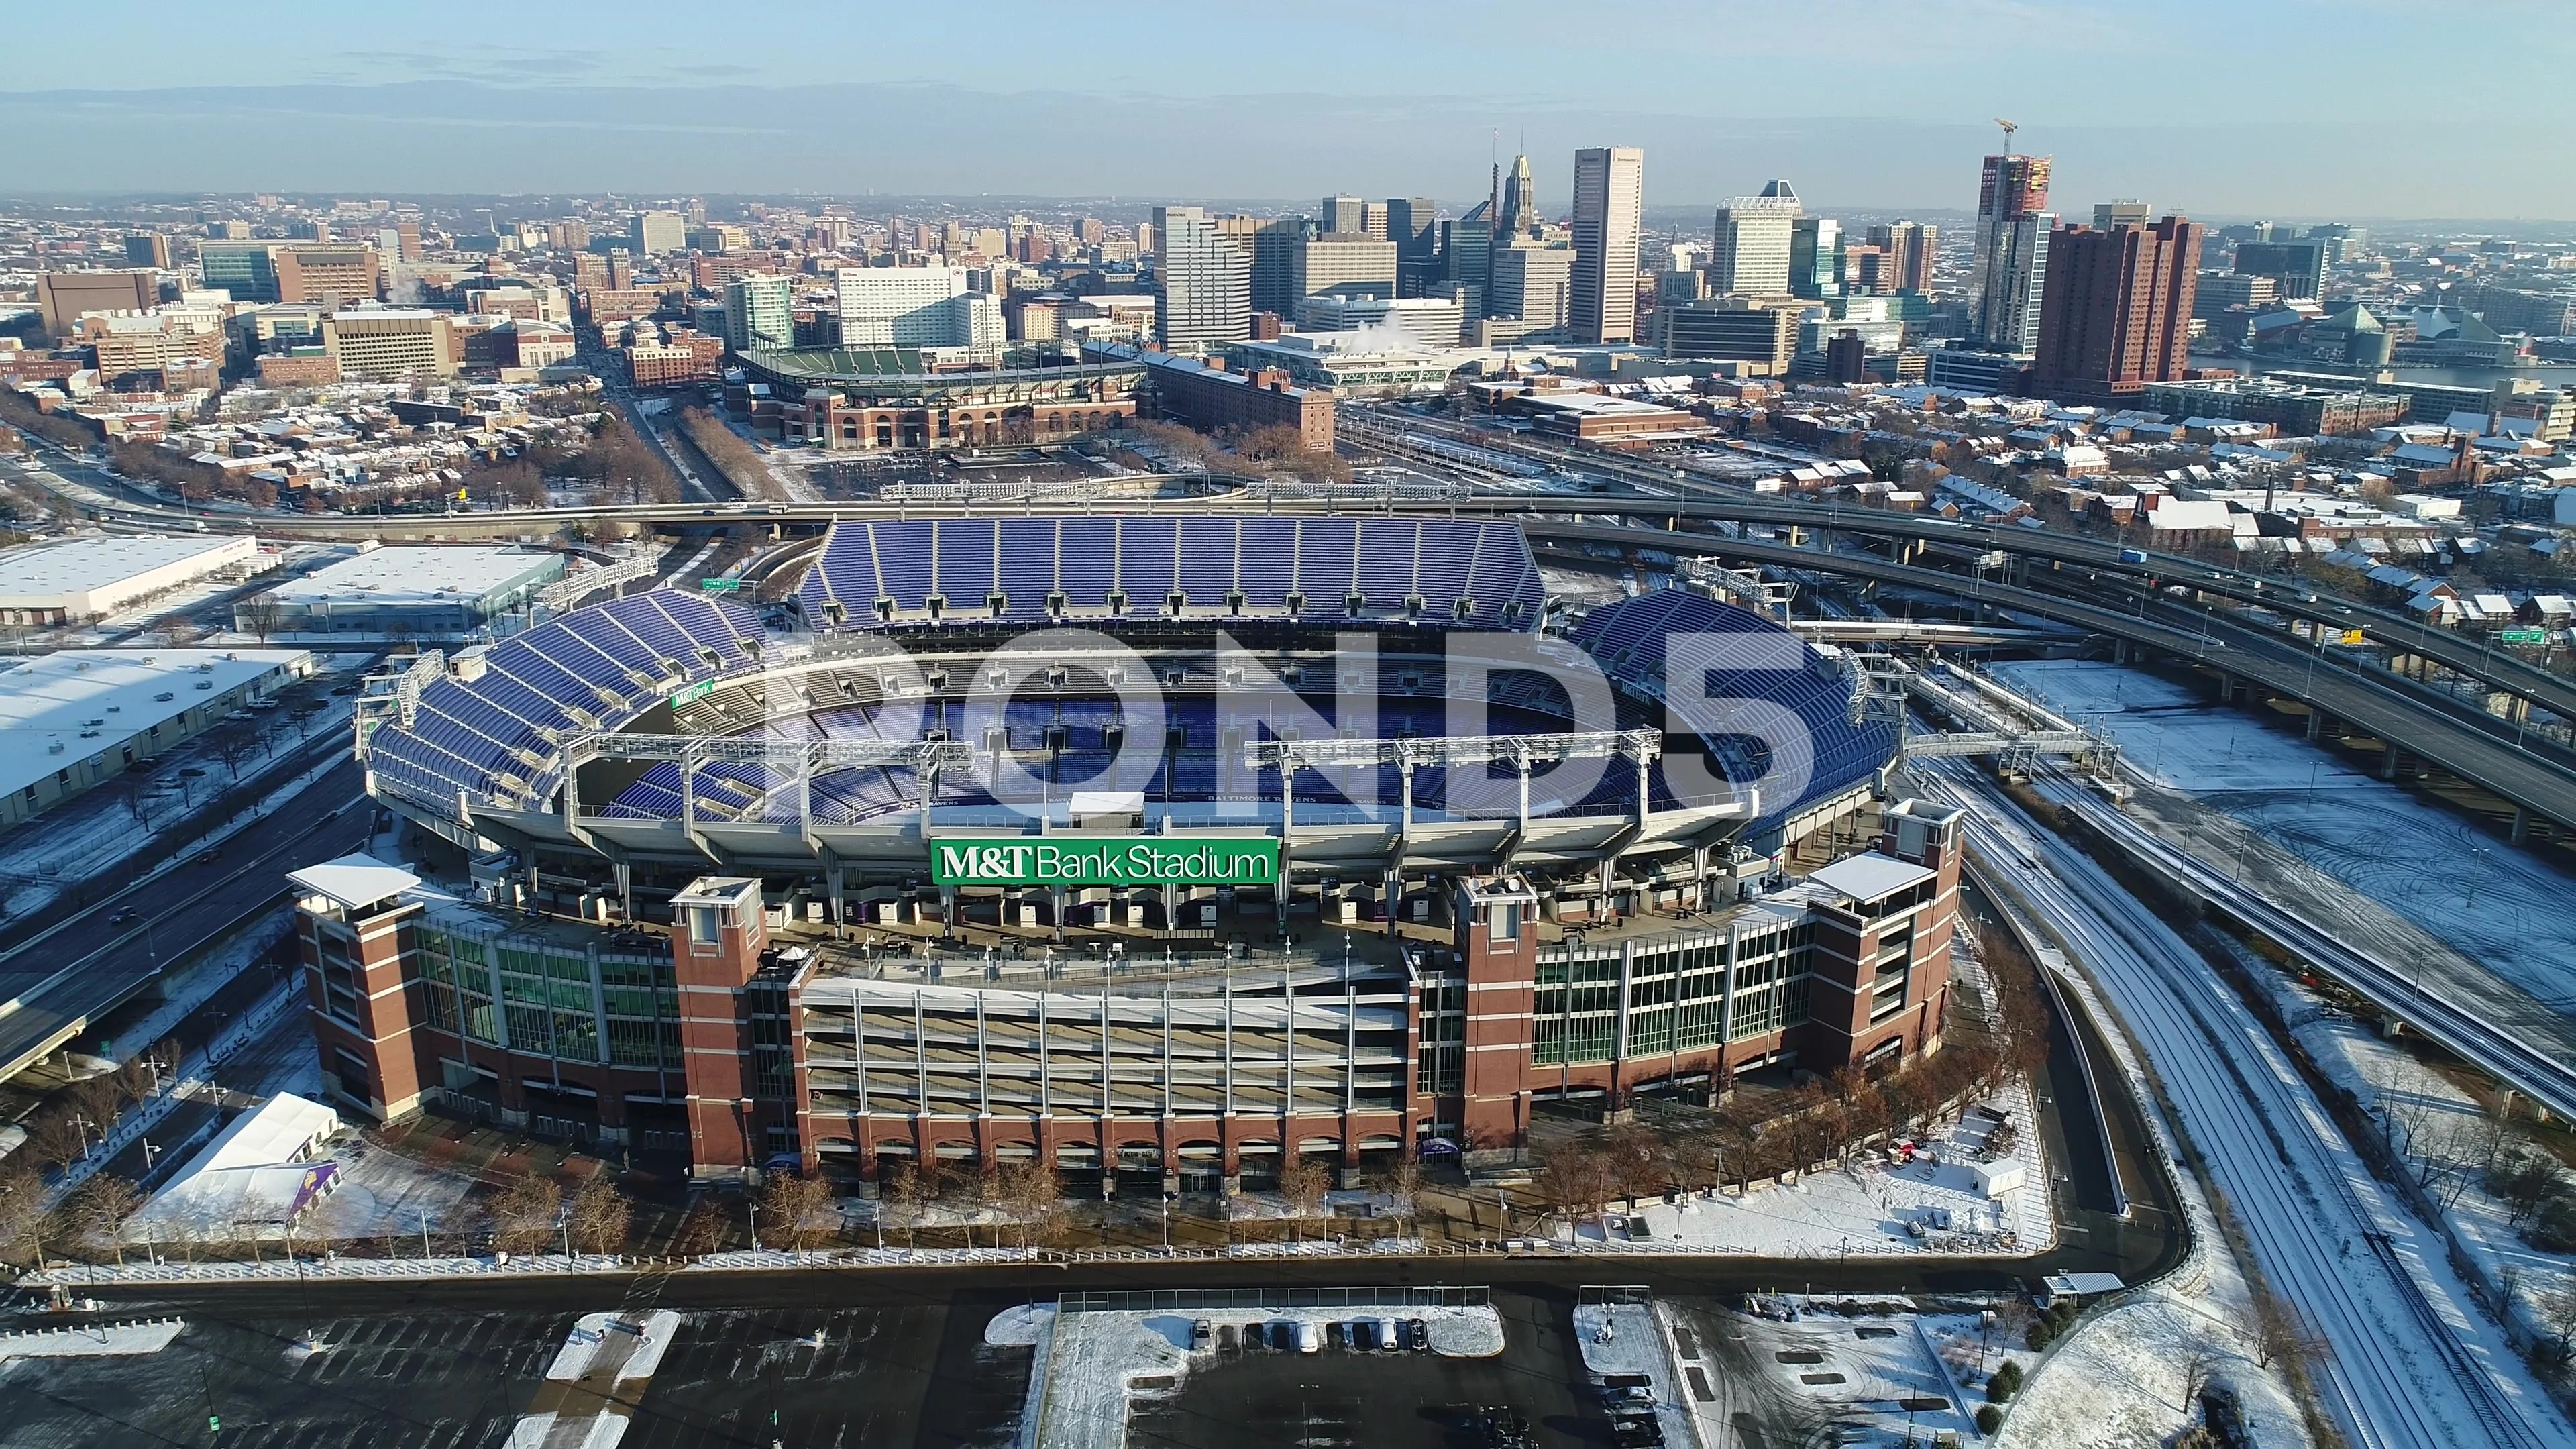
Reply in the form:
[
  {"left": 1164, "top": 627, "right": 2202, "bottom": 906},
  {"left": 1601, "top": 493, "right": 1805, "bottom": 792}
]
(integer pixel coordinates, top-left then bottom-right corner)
[
  {"left": 1529, "top": 519, "right": 2576, "bottom": 837},
  {"left": 24, "top": 459, "right": 2573, "bottom": 809}
]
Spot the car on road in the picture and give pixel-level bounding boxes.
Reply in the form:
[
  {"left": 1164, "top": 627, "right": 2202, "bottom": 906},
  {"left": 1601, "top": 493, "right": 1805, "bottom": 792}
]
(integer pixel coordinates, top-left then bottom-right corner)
[
  {"left": 107, "top": 907, "right": 141, "bottom": 926},
  {"left": 193, "top": 847, "right": 222, "bottom": 865}
]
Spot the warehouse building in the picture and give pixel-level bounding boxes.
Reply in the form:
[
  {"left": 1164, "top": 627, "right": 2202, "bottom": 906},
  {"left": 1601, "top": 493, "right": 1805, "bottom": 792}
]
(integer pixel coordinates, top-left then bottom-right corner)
[
  {"left": 0, "top": 534, "right": 266, "bottom": 627},
  {"left": 0, "top": 647, "right": 314, "bottom": 826},
  {"left": 241, "top": 544, "right": 564, "bottom": 637}
]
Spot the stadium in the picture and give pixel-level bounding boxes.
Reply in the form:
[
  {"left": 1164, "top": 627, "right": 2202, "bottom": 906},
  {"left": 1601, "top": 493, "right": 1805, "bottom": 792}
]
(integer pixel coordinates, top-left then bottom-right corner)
[{"left": 310, "top": 514, "right": 1960, "bottom": 1188}]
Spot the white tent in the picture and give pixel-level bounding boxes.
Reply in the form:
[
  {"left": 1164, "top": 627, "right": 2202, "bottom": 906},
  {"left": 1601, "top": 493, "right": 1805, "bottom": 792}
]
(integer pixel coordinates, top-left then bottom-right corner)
[{"left": 125, "top": 1093, "right": 341, "bottom": 1244}]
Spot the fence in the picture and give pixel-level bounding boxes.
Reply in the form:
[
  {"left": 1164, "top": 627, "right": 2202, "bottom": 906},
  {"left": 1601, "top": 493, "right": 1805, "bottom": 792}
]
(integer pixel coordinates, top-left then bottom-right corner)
[{"left": 1057, "top": 1285, "right": 1487, "bottom": 1315}]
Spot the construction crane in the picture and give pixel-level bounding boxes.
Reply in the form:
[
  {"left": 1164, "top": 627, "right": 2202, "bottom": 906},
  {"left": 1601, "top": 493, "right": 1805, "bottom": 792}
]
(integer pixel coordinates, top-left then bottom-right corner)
[{"left": 1995, "top": 118, "right": 2019, "bottom": 155}]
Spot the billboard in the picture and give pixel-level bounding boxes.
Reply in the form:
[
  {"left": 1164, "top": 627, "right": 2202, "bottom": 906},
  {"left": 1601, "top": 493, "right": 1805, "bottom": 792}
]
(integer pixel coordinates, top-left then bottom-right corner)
[{"left": 930, "top": 837, "right": 1279, "bottom": 888}]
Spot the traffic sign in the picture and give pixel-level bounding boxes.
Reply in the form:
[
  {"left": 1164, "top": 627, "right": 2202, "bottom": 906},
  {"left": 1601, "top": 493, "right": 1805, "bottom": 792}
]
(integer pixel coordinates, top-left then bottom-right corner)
[
  {"left": 2500, "top": 628, "right": 2547, "bottom": 645},
  {"left": 700, "top": 577, "right": 743, "bottom": 592}
]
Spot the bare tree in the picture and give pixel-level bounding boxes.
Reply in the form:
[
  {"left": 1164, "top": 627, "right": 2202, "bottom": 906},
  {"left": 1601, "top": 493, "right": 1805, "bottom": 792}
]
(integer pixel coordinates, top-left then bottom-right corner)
[
  {"left": 566, "top": 1179, "right": 631, "bottom": 1256},
  {"left": 996, "top": 1161, "right": 1063, "bottom": 1250},
  {"left": 883, "top": 1163, "right": 925, "bottom": 1250},
  {"left": 670, "top": 1199, "right": 723, "bottom": 1258},
  {"left": 1385, "top": 1152, "right": 1424, "bottom": 1235},
  {"left": 1535, "top": 1145, "right": 1615, "bottom": 1230},
  {"left": 489, "top": 1172, "right": 562, "bottom": 1256},
  {"left": 1279, "top": 1156, "right": 1332, "bottom": 1242},
  {"left": 0, "top": 1169, "right": 49, "bottom": 1267},
  {"left": 2177, "top": 1342, "right": 2222, "bottom": 1413},
  {"left": 66, "top": 1175, "right": 142, "bottom": 1265},
  {"left": 2253, "top": 1289, "right": 2331, "bottom": 1374},
  {"left": 2538, "top": 1283, "right": 2576, "bottom": 1369},
  {"left": 237, "top": 593, "right": 288, "bottom": 646},
  {"left": 758, "top": 1170, "right": 835, "bottom": 1255}
]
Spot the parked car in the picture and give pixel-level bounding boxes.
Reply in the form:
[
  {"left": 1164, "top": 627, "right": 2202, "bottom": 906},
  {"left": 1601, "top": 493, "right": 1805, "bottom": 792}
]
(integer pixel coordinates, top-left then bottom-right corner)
[
  {"left": 1191, "top": 1318, "right": 1212, "bottom": 1351},
  {"left": 1377, "top": 1316, "right": 1401, "bottom": 1351},
  {"left": 1405, "top": 1318, "right": 1429, "bottom": 1350},
  {"left": 1350, "top": 1318, "right": 1377, "bottom": 1351},
  {"left": 1295, "top": 1320, "right": 1320, "bottom": 1354}
]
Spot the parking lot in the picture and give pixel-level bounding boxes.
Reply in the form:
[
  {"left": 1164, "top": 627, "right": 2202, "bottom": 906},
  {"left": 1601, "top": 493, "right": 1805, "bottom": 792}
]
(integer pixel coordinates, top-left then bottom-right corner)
[{"left": 1125, "top": 1290, "right": 1617, "bottom": 1449}]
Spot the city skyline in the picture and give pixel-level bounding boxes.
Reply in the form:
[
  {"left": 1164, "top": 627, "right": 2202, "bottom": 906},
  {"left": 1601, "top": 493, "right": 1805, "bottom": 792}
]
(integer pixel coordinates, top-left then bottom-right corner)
[{"left": 3, "top": 0, "right": 2573, "bottom": 219}]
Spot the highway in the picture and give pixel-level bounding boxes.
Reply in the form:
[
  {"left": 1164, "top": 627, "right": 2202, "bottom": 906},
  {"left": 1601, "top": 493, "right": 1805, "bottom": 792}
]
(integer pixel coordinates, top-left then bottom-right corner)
[
  {"left": 0, "top": 756, "right": 368, "bottom": 1079},
  {"left": 1526, "top": 519, "right": 2576, "bottom": 832},
  {"left": 1915, "top": 756, "right": 2569, "bottom": 1449}
]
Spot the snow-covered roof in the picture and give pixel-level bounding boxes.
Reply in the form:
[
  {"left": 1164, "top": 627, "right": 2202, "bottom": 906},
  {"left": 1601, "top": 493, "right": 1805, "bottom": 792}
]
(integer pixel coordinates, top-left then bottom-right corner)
[
  {"left": 0, "top": 648, "right": 309, "bottom": 802},
  {"left": 267, "top": 544, "right": 555, "bottom": 608},
  {"left": 127, "top": 1093, "right": 341, "bottom": 1240},
  {"left": 287, "top": 853, "right": 422, "bottom": 911},
  {"left": 1807, "top": 851, "right": 1935, "bottom": 904}
]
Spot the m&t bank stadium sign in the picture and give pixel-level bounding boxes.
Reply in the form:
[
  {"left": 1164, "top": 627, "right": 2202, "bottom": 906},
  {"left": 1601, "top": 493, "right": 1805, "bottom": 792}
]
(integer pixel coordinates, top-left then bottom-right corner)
[{"left": 930, "top": 837, "right": 1279, "bottom": 888}]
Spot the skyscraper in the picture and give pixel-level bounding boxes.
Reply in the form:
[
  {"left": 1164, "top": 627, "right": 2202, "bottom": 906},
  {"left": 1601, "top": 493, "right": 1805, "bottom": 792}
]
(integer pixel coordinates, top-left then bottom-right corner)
[
  {"left": 632, "top": 209, "right": 687, "bottom": 256},
  {"left": 1865, "top": 221, "right": 1937, "bottom": 294},
  {"left": 2093, "top": 199, "right": 2151, "bottom": 230},
  {"left": 2032, "top": 215, "right": 2203, "bottom": 400},
  {"left": 1444, "top": 203, "right": 1495, "bottom": 319},
  {"left": 1570, "top": 146, "right": 1643, "bottom": 345},
  {"left": 1321, "top": 195, "right": 1366, "bottom": 236},
  {"left": 1970, "top": 152, "right": 2055, "bottom": 352},
  {"left": 1789, "top": 217, "right": 1845, "bottom": 300},
  {"left": 1711, "top": 181, "right": 1801, "bottom": 297},
  {"left": 1385, "top": 197, "right": 1441, "bottom": 295},
  {"left": 2232, "top": 239, "right": 2327, "bottom": 301},
  {"left": 1497, "top": 154, "right": 1538, "bottom": 239},
  {"left": 723, "top": 274, "right": 796, "bottom": 354},
  {"left": 1246, "top": 216, "right": 1310, "bottom": 318},
  {"left": 1152, "top": 205, "right": 1251, "bottom": 350}
]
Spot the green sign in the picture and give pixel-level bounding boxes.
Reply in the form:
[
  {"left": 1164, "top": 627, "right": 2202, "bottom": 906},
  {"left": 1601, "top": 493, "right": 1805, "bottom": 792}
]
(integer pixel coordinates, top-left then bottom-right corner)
[
  {"left": 931, "top": 836, "right": 1280, "bottom": 888},
  {"left": 669, "top": 680, "right": 716, "bottom": 708},
  {"left": 2500, "top": 628, "right": 2548, "bottom": 645},
  {"left": 700, "top": 576, "right": 743, "bottom": 592}
]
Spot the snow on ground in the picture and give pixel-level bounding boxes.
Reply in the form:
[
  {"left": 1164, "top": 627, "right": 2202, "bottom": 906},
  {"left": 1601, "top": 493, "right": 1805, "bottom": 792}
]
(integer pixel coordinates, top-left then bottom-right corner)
[
  {"left": 1994, "top": 659, "right": 2576, "bottom": 1012},
  {"left": 1707, "top": 1301, "right": 1980, "bottom": 1449},
  {"left": 1994, "top": 1292, "right": 2311, "bottom": 1449},
  {"left": 1564, "top": 1079, "right": 2051, "bottom": 1258},
  {"left": 1570, "top": 1302, "right": 1707, "bottom": 1449},
  {"left": 2227, "top": 938, "right": 2576, "bottom": 1373},
  {"left": 1029, "top": 1303, "right": 1505, "bottom": 1449},
  {"left": 0, "top": 1318, "right": 187, "bottom": 1360},
  {"left": 296, "top": 1132, "right": 477, "bottom": 1240},
  {"left": 0, "top": 686, "right": 357, "bottom": 923}
]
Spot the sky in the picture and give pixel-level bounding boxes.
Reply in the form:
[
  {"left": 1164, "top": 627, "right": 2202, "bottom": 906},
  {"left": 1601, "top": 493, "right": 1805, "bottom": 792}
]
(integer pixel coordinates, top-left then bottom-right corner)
[{"left": 3, "top": 0, "right": 2571, "bottom": 223}]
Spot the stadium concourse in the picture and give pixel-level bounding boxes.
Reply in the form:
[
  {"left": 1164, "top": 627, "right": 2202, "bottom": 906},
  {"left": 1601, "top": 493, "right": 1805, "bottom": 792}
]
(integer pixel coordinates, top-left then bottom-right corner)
[{"left": 297, "top": 515, "right": 1961, "bottom": 1191}]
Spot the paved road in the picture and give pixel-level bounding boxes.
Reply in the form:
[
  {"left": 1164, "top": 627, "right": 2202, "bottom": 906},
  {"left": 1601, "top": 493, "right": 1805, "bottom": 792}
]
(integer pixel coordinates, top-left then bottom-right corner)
[
  {"left": 1533, "top": 522, "right": 2576, "bottom": 832},
  {"left": 0, "top": 757, "right": 368, "bottom": 1078}
]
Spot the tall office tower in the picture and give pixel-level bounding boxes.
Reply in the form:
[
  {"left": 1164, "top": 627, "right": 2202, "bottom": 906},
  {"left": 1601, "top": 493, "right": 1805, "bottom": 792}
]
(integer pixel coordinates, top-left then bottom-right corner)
[
  {"left": 631, "top": 209, "right": 687, "bottom": 256},
  {"left": 2306, "top": 223, "right": 2369, "bottom": 264},
  {"left": 2232, "top": 239, "right": 2327, "bottom": 300},
  {"left": 1489, "top": 241, "right": 1577, "bottom": 330},
  {"left": 2032, "top": 215, "right": 2203, "bottom": 400},
  {"left": 1864, "top": 221, "right": 1937, "bottom": 294},
  {"left": 1711, "top": 180, "right": 1801, "bottom": 296},
  {"left": 1246, "top": 216, "right": 1310, "bottom": 318},
  {"left": 1360, "top": 202, "right": 1389, "bottom": 241},
  {"left": 1570, "top": 146, "right": 1643, "bottom": 345},
  {"left": 1293, "top": 235, "right": 1400, "bottom": 300},
  {"left": 2093, "top": 199, "right": 2151, "bottom": 230},
  {"left": 1498, "top": 154, "right": 1538, "bottom": 238},
  {"left": 1152, "top": 205, "right": 1251, "bottom": 350},
  {"left": 1321, "top": 195, "right": 1367, "bottom": 236},
  {"left": 1788, "top": 217, "right": 1845, "bottom": 300},
  {"left": 607, "top": 253, "right": 635, "bottom": 290},
  {"left": 1970, "top": 152, "right": 2054, "bottom": 350},
  {"left": 394, "top": 221, "right": 422, "bottom": 261},
  {"left": 1385, "top": 197, "right": 1441, "bottom": 294},
  {"left": 1444, "top": 202, "right": 1495, "bottom": 317},
  {"left": 722, "top": 274, "right": 796, "bottom": 353}
]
